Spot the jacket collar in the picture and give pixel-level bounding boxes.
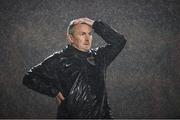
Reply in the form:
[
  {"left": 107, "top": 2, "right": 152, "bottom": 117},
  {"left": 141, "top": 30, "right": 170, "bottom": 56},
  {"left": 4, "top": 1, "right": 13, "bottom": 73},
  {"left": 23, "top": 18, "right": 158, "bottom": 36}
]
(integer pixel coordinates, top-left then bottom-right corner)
[{"left": 65, "top": 44, "right": 90, "bottom": 59}]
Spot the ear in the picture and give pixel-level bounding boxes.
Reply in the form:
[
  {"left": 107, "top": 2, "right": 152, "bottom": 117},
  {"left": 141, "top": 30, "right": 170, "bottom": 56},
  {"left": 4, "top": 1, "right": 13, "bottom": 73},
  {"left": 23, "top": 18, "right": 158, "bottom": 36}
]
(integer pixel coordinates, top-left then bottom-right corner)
[{"left": 67, "top": 34, "right": 74, "bottom": 44}]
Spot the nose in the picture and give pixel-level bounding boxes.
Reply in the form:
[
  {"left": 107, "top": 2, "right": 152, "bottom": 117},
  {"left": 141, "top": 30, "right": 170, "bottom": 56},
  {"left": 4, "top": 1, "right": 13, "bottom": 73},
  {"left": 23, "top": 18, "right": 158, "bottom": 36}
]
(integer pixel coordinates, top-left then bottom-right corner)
[{"left": 85, "top": 34, "right": 90, "bottom": 41}]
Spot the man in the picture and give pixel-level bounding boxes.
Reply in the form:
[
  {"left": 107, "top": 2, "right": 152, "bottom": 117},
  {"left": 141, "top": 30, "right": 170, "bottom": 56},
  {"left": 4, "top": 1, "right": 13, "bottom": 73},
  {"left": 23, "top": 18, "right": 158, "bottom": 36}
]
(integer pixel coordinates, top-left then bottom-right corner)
[{"left": 23, "top": 18, "right": 126, "bottom": 118}]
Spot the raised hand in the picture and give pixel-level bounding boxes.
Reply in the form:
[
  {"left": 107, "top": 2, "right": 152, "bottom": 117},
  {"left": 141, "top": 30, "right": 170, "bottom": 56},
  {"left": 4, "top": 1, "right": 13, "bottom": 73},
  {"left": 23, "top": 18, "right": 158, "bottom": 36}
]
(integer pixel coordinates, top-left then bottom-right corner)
[{"left": 73, "top": 17, "right": 94, "bottom": 26}]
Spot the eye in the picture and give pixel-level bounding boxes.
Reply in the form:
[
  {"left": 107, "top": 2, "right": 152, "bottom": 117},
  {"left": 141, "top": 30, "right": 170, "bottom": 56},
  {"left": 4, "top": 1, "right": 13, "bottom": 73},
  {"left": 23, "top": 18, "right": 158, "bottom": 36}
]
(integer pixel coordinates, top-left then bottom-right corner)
[
  {"left": 89, "top": 32, "right": 92, "bottom": 35},
  {"left": 80, "top": 33, "right": 85, "bottom": 35}
]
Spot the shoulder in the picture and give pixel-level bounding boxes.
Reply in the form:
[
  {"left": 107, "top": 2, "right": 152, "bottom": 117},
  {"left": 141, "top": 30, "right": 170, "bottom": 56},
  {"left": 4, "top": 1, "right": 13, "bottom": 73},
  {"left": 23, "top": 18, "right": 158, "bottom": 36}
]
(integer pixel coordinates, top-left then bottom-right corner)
[{"left": 41, "top": 50, "right": 65, "bottom": 66}]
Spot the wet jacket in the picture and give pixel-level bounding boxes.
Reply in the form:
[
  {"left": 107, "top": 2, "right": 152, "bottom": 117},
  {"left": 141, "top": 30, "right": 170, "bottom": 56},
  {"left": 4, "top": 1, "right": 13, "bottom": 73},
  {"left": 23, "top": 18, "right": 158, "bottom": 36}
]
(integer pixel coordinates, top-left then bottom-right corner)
[{"left": 23, "top": 21, "right": 127, "bottom": 118}]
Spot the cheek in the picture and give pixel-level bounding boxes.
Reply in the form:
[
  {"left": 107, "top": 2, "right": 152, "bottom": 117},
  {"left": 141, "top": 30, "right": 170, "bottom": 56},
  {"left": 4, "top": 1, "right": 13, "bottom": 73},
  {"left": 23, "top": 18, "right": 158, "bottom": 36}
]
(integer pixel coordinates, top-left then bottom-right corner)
[
  {"left": 79, "top": 37, "right": 86, "bottom": 43},
  {"left": 77, "top": 37, "right": 85, "bottom": 47},
  {"left": 89, "top": 38, "right": 93, "bottom": 43},
  {"left": 74, "top": 36, "right": 82, "bottom": 44}
]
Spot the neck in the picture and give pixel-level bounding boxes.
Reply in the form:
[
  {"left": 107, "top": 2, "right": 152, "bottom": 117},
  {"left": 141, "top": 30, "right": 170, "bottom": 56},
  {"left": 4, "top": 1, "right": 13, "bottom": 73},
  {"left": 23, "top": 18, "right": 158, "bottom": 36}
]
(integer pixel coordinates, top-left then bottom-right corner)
[
  {"left": 67, "top": 44, "right": 89, "bottom": 58},
  {"left": 71, "top": 44, "right": 89, "bottom": 52}
]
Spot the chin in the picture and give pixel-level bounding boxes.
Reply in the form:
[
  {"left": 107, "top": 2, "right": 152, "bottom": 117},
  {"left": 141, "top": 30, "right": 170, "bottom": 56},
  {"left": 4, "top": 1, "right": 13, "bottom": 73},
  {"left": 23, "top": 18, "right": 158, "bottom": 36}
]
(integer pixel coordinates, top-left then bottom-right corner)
[
  {"left": 84, "top": 49, "right": 89, "bottom": 52},
  {"left": 83, "top": 48, "right": 90, "bottom": 52},
  {"left": 83, "top": 46, "right": 91, "bottom": 51},
  {"left": 86, "top": 47, "right": 91, "bottom": 51}
]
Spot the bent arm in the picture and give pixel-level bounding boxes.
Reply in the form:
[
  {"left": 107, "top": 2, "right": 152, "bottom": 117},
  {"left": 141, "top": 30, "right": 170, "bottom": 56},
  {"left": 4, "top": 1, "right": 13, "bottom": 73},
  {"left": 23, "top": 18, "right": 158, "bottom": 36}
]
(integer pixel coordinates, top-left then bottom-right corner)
[
  {"left": 92, "top": 21, "right": 127, "bottom": 67},
  {"left": 23, "top": 55, "right": 63, "bottom": 97}
]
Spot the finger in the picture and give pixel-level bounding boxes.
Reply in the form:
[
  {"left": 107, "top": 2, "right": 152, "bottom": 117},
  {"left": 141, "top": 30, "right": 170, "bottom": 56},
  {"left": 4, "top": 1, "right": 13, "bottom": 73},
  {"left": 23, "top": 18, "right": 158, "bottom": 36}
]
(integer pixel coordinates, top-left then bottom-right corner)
[
  {"left": 81, "top": 18, "right": 94, "bottom": 26},
  {"left": 59, "top": 92, "right": 65, "bottom": 100},
  {"left": 83, "top": 17, "right": 92, "bottom": 21},
  {"left": 74, "top": 18, "right": 90, "bottom": 24},
  {"left": 74, "top": 19, "right": 85, "bottom": 24},
  {"left": 56, "top": 92, "right": 65, "bottom": 101},
  {"left": 79, "top": 18, "right": 91, "bottom": 23},
  {"left": 56, "top": 96, "right": 62, "bottom": 104}
]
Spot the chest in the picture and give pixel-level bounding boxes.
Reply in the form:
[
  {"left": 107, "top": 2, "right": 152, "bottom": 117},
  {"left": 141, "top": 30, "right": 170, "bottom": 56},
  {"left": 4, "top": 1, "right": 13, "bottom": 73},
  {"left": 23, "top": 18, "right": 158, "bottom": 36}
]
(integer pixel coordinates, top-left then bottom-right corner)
[{"left": 60, "top": 56, "right": 101, "bottom": 79}]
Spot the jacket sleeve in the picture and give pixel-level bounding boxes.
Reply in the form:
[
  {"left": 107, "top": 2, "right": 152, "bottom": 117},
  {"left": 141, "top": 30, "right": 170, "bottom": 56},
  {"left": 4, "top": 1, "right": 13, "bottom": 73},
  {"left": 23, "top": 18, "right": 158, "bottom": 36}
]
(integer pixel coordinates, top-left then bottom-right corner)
[
  {"left": 92, "top": 21, "right": 127, "bottom": 67},
  {"left": 23, "top": 54, "right": 63, "bottom": 97}
]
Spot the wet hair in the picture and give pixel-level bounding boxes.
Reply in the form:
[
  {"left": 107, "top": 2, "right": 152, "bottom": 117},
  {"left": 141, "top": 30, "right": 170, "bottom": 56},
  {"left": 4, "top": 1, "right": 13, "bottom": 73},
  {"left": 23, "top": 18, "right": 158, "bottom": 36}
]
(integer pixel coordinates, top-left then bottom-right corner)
[
  {"left": 67, "top": 20, "right": 76, "bottom": 35},
  {"left": 67, "top": 19, "right": 91, "bottom": 35}
]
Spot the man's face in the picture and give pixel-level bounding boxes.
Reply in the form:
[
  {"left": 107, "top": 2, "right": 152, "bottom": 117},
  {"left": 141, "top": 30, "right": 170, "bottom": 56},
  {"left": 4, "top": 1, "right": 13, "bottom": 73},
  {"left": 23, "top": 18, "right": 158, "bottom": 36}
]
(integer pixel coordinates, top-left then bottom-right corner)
[{"left": 69, "top": 23, "right": 93, "bottom": 52}]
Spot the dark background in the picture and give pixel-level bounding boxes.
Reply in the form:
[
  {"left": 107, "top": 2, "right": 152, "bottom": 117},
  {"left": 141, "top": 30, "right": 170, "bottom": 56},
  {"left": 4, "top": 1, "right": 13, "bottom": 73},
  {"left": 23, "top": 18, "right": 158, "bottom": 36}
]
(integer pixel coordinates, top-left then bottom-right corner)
[{"left": 0, "top": 0, "right": 180, "bottom": 118}]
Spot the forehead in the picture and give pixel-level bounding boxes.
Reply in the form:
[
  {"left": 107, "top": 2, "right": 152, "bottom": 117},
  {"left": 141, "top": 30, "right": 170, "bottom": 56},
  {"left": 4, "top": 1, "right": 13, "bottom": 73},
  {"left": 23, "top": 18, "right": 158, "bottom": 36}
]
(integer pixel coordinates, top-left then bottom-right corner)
[{"left": 73, "top": 23, "right": 92, "bottom": 32}]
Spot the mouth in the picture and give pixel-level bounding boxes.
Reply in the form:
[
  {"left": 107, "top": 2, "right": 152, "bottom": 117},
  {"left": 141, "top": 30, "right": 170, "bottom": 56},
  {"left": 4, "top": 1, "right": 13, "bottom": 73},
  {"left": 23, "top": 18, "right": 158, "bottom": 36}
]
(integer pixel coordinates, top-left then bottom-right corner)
[{"left": 84, "top": 43, "right": 89, "bottom": 45}]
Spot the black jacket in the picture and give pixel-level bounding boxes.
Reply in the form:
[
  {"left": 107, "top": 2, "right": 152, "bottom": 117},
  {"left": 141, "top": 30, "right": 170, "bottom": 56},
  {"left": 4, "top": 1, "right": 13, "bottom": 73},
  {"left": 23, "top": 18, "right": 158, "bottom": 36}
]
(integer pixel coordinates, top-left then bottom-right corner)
[{"left": 23, "top": 21, "right": 126, "bottom": 118}]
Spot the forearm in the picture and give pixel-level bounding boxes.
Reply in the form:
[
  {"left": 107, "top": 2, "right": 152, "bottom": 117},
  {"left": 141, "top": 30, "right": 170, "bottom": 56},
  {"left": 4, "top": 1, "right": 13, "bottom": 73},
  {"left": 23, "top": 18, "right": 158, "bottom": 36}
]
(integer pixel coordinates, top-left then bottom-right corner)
[
  {"left": 92, "top": 21, "right": 126, "bottom": 46},
  {"left": 92, "top": 21, "right": 127, "bottom": 66},
  {"left": 23, "top": 73, "right": 60, "bottom": 97}
]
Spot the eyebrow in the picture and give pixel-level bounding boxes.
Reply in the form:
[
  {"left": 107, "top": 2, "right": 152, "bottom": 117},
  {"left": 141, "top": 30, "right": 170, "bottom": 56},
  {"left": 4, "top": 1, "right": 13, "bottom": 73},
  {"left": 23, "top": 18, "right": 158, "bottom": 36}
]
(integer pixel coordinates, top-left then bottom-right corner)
[{"left": 79, "top": 31, "right": 92, "bottom": 34}]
